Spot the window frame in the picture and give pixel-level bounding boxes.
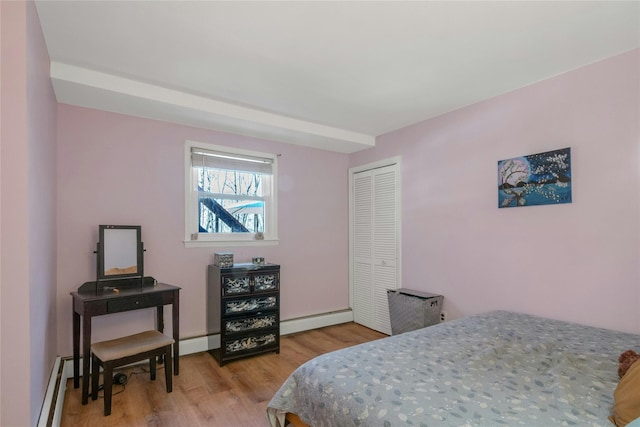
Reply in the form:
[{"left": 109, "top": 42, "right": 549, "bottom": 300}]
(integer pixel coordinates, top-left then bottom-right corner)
[{"left": 184, "top": 140, "right": 279, "bottom": 248}]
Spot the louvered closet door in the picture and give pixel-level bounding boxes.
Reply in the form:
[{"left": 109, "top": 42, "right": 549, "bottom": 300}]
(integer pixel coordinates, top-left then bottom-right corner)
[{"left": 352, "top": 163, "right": 399, "bottom": 335}]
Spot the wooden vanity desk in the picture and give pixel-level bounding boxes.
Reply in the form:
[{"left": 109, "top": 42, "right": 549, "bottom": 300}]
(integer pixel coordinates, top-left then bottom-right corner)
[{"left": 70, "top": 277, "right": 180, "bottom": 405}]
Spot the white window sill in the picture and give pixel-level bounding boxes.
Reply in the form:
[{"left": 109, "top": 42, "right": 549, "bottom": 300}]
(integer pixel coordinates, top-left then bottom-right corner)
[{"left": 184, "top": 239, "right": 279, "bottom": 248}]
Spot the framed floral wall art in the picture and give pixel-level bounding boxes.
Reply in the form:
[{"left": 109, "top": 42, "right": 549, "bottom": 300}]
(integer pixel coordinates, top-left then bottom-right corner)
[{"left": 498, "top": 147, "right": 572, "bottom": 208}]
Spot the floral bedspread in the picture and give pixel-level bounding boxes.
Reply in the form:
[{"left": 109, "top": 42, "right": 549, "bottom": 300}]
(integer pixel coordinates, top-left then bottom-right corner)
[{"left": 267, "top": 311, "right": 639, "bottom": 427}]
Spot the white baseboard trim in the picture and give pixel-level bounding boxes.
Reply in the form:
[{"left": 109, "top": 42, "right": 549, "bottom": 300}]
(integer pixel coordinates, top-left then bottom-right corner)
[
  {"left": 41, "top": 308, "right": 353, "bottom": 426},
  {"left": 281, "top": 309, "right": 354, "bottom": 335}
]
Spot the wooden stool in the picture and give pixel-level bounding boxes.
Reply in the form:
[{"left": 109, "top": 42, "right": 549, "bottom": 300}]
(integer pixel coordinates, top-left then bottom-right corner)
[{"left": 91, "top": 330, "right": 174, "bottom": 416}]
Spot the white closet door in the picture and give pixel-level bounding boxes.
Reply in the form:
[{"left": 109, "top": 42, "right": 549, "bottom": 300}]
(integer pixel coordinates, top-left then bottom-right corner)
[
  {"left": 351, "top": 162, "right": 399, "bottom": 335},
  {"left": 353, "top": 172, "right": 374, "bottom": 328}
]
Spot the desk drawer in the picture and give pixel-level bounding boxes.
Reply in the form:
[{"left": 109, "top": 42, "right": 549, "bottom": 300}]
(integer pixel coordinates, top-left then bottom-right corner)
[{"left": 107, "top": 294, "right": 162, "bottom": 313}]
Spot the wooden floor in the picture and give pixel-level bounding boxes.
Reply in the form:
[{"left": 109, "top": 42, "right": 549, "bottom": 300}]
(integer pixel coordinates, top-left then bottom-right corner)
[{"left": 61, "top": 322, "right": 386, "bottom": 427}]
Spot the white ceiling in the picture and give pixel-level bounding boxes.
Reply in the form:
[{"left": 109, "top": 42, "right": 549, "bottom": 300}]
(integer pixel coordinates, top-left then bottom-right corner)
[{"left": 35, "top": 1, "right": 639, "bottom": 153}]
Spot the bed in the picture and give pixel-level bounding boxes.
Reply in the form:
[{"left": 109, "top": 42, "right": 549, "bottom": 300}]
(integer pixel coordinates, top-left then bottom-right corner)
[{"left": 267, "top": 310, "right": 640, "bottom": 427}]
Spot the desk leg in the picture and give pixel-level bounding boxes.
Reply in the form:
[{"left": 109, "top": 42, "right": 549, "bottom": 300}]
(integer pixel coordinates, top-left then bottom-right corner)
[
  {"left": 81, "top": 313, "right": 92, "bottom": 405},
  {"left": 156, "top": 305, "right": 165, "bottom": 365},
  {"left": 72, "top": 310, "right": 80, "bottom": 388},
  {"left": 173, "top": 291, "right": 180, "bottom": 375},
  {"left": 156, "top": 305, "right": 164, "bottom": 333}
]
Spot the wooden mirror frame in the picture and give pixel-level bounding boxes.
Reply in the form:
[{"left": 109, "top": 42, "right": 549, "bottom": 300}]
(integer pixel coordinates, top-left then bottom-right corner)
[{"left": 97, "top": 225, "right": 144, "bottom": 283}]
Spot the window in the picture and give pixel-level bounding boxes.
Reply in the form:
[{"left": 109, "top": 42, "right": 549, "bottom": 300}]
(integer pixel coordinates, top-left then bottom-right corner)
[{"left": 185, "top": 141, "right": 278, "bottom": 247}]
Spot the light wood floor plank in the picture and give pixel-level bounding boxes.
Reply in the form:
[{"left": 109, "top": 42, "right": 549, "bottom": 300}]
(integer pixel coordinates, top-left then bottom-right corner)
[{"left": 61, "top": 322, "right": 386, "bottom": 427}]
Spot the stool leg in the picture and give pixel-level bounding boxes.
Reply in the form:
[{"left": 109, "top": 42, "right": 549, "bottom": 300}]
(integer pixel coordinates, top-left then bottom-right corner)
[
  {"left": 150, "top": 356, "right": 156, "bottom": 381},
  {"left": 91, "top": 355, "right": 99, "bottom": 401},
  {"left": 103, "top": 363, "right": 113, "bottom": 416},
  {"left": 164, "top": 345, "right": 173, "bottom": 393}
]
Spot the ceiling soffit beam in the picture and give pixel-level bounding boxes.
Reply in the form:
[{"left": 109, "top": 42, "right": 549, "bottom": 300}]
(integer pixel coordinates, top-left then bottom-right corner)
[{"left": 49, "top": 62, "right": 375, "bottom": 154}]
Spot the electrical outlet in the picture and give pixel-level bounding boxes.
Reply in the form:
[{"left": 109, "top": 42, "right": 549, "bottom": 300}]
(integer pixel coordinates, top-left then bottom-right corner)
[{"left": 440, "top": 311, "right": 447, "bottom": 322}]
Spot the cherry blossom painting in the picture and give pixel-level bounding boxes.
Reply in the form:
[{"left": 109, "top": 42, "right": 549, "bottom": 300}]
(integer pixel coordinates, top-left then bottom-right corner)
[{"left": 498, "top": 147, "right": 572, "bottom": 208}]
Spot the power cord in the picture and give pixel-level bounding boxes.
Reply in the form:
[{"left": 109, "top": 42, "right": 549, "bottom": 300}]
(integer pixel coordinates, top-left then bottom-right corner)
[
  {"left": 94, "top": 372, "right": 129, "bottom": 397},
  {"left": 94, "top": 366, "right": 165, "bottom": 398}
]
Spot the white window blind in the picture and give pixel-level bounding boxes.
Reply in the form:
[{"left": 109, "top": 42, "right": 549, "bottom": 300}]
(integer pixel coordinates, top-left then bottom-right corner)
[{"left": 191, "top": 148, "right": 273, "bottom": 174}]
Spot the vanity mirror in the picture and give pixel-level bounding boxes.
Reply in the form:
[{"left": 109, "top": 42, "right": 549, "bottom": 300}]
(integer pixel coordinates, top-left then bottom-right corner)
[{"left": 96, "top": 225, "right": 144, "bottom": 285}]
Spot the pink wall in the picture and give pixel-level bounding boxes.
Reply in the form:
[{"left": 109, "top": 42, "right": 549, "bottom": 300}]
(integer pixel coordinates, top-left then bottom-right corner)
[
  {"left": 0, "top": 3, "right": 30, "bottom": 425},
  {"left": 26, "top": 0, "right": 57, "bottom": 422},
  {"left": 56, "top": 107, "right": 350, "bottom": 356},
  {"left": 1, "top": 1, "right": 57, "bottom": 426},
  {"left": 351, "top": 49, "right": 640, "bottom": 333}
]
